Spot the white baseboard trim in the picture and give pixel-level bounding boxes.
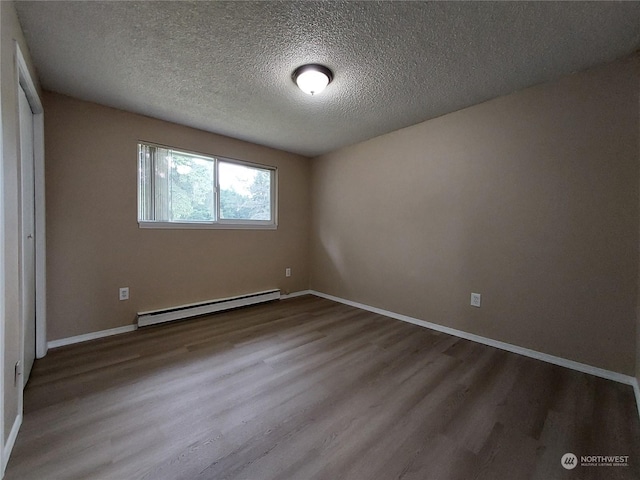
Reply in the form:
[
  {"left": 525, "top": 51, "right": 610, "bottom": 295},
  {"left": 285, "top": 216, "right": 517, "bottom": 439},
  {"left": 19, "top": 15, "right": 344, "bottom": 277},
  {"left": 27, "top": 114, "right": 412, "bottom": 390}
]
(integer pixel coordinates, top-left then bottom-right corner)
[
  {"left": 2, "top": 413, "right": 22, "bottom": 475},
  {"left": 280, "top": 290, "right": 312, "bottom": 300},
  {"left": 309, "top": 290, "right": 637, "bottom": 387},
  {"left": 47, "top": 325, "right": 137, "bottom": 349}
]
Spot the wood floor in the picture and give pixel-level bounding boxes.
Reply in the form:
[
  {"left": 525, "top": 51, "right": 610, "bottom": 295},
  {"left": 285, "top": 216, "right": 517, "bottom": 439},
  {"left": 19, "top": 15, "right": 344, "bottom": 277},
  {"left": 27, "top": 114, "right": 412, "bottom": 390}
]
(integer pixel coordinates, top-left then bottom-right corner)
[{"left": 5, "top": 295, "right": 640, "bottom": 480}]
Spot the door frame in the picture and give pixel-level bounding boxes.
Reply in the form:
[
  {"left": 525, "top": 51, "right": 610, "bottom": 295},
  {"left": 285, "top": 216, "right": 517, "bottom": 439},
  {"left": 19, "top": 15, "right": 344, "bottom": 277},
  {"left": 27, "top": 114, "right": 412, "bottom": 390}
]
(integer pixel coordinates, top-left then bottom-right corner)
[
  {"left": 15, "top": 42, "right": 45, "bottom": 363},
  {"left": 1, "top": 40, "right": 45, "bottom": 478},
  {"left": 18, "top": 84, "right": 36, "bottom": 388}
]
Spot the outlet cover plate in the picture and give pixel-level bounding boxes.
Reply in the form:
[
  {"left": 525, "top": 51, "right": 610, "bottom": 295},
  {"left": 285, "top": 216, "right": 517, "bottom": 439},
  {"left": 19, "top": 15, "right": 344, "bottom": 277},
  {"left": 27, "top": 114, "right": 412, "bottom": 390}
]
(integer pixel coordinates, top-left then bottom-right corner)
[{"left": 471, "top": 293, "right": 481, "bottom": 307}]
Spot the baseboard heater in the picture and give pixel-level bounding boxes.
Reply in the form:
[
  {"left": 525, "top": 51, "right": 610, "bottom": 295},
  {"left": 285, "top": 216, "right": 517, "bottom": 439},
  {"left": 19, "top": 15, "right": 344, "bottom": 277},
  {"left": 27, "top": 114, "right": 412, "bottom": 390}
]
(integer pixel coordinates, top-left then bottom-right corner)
[{"left": 137, "top": 289, "right": 281, "bottom": 327}]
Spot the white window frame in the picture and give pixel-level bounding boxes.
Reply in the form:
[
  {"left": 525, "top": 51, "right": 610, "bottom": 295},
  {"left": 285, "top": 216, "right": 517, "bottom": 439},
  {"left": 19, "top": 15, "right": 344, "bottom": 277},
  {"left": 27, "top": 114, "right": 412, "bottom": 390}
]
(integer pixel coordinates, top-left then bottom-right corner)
[{"left": 138, "top": 141, "right": 278, "bottom": 230}]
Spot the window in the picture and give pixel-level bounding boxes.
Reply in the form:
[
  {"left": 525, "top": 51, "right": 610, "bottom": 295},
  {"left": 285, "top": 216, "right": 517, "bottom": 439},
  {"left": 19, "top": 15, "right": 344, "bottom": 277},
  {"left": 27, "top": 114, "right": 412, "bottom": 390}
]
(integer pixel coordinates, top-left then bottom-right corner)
[{"left": 138, "top": 142, "right": 276, "bottom": 229}]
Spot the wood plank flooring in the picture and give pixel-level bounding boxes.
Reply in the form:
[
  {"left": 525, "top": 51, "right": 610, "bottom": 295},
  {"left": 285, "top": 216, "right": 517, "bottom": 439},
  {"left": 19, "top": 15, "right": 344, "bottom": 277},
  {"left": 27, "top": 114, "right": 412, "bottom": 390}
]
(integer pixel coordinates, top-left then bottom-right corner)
[{"left": 5, "top": 295, "right": 640, "bottom": 479}]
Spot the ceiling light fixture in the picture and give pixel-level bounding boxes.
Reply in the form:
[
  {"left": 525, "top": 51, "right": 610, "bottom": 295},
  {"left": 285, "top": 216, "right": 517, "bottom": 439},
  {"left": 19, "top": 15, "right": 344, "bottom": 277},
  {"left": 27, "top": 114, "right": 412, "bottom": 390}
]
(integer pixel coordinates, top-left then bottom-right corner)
[{"left": 292, "top": 64, "right": 333, "bottom": 96}]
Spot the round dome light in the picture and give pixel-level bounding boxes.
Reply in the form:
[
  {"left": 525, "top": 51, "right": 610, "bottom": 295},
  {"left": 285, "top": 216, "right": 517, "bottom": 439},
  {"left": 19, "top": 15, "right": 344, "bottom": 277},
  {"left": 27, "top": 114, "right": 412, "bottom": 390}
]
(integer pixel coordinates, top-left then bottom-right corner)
[{"left": 292, "top": 64, "right": 333, "bottom": 96}]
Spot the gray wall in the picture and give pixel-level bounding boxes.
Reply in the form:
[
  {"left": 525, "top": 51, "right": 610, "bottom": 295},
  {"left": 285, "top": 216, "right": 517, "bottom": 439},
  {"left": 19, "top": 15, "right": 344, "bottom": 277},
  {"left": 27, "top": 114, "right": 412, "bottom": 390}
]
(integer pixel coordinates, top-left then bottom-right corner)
[
  {"left": 310, "top": 55, "right": 639, "bottom": 375},
  {"left": 45, "top": 92, "right": 311, "bottom": 341}
]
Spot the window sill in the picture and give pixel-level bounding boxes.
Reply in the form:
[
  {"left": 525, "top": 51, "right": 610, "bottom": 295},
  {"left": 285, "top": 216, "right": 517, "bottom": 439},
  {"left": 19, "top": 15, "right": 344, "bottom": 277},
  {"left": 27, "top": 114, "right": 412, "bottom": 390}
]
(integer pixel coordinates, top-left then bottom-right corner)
[{"left": 138, "top": 221, "right": 277, "bottom": 230}]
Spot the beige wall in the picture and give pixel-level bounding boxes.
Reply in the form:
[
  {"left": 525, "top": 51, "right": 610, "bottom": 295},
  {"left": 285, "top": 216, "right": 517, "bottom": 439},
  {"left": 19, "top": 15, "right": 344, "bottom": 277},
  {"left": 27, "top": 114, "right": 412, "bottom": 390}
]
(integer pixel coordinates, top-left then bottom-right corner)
[
  {"left": 311, "top": 55, "right": 640, "bottom": 375},
  {"left": 1, "top": 1, "right": 42, "bottom": 443},
  {"left": 44, "top": 92, "right": 310, "bottom": 341}
]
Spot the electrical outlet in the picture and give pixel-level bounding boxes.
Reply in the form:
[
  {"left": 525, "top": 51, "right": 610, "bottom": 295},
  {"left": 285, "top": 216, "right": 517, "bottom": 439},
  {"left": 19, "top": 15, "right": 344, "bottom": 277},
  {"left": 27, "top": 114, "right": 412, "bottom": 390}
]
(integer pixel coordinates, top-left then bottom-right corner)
[
  {"left": 470, "top": 293, "right": 481, "bottom": 308},
  {"left": 119, "top": 287, "right": 129, "bottom": 301},
  {"left": 285, "top": 268, "right": 291, "bottom": 277}
]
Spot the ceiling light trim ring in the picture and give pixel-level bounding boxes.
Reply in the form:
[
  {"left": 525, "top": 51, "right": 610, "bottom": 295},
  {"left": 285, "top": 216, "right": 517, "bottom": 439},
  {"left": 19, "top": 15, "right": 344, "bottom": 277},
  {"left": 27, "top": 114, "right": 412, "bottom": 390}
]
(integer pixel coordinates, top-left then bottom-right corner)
[{"left": 292, "top": 64, "right": 334, "bottom": 96}]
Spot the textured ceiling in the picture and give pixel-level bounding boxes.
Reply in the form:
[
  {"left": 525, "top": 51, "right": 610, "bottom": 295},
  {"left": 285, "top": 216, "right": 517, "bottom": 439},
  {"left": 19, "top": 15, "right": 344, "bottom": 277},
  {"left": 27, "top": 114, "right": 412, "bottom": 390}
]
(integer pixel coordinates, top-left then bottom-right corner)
[{"left": 14, "top": 1, "right": 640, "bottom": 157}]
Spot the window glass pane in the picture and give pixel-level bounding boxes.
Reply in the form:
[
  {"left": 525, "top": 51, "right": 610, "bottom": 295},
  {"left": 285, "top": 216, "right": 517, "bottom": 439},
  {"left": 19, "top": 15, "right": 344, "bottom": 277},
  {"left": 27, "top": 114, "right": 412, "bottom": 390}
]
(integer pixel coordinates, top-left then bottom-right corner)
[
  {"left": 219, "top": 161, "right": 272, "bottom": 221},
  {"left": 154, "top": 147, "right": 171, "bottom": 221},
  {"left": 138, "top": 141, "right": 276, "bottom": 228},
  {"left": 168, "top": 151, "right": 214, "bottom": 221}
]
